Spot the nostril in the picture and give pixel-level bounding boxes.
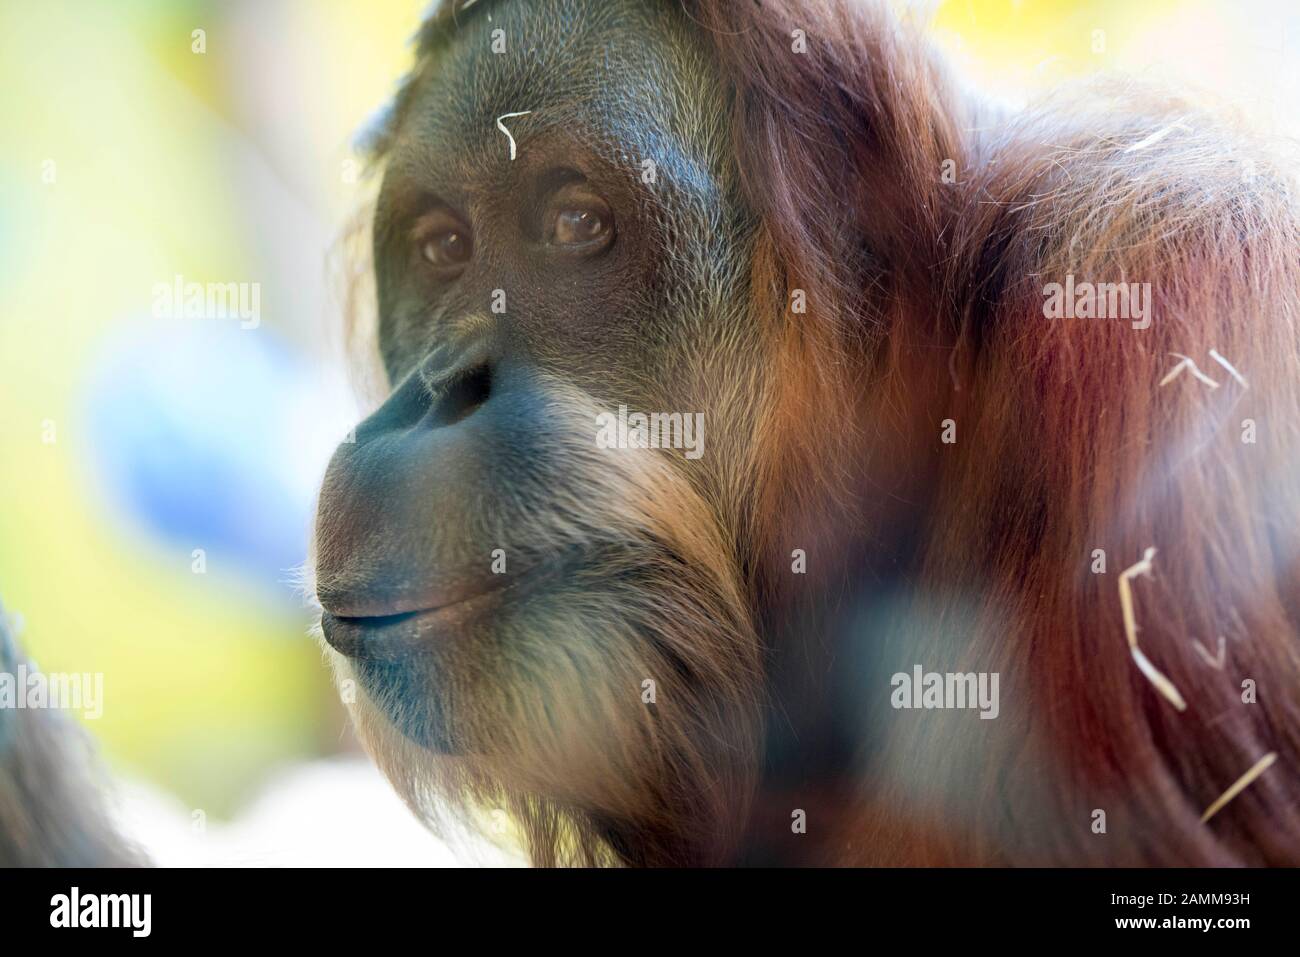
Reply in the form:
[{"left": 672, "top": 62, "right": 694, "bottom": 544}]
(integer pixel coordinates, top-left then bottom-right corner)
[{"left": 430, "top": 364, "right": 493, "bottom": 427}]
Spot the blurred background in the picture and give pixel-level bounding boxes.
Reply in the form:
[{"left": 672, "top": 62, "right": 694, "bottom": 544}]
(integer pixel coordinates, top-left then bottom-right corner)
[{"left": 0, "top": 0, "right": 1296, "bottom": 865}]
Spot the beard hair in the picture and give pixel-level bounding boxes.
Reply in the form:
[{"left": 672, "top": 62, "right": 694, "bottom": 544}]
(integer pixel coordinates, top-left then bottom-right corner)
[{"left": 318, "top": 380, "right": 765, "bottom": 866}]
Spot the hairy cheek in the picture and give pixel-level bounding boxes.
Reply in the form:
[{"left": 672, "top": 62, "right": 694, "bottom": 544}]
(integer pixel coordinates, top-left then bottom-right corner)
[{"left": 322, "top": 381, "right": 763, "bottom": 813}]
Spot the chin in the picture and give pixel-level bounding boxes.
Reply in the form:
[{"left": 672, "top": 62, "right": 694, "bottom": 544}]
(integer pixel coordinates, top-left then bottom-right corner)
[{"left": 314, "top": 382, "right": 764, "bottom": 866}]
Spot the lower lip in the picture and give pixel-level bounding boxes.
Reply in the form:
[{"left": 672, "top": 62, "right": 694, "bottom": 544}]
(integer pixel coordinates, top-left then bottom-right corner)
[{"left": 320, "top": 590, "right": 499, "bottom": 659}]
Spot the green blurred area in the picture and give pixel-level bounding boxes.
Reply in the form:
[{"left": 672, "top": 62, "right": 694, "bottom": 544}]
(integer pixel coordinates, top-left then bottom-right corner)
[
  {"left": 0, "top": 0, "right": 419, "bottom": 815},
  {"left": 0, "top": 0, "right": 1293, "bottom": 818}
]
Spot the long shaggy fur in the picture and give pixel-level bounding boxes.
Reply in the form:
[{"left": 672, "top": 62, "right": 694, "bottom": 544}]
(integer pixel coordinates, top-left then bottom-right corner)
[{"left": 333, "top": 0, "right": 1300, "bottom": 865}]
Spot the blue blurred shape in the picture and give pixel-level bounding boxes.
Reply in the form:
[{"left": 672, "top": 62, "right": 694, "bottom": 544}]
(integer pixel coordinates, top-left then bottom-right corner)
[{"left": 83, "top": 318, "right": 324, "bottom": 596}]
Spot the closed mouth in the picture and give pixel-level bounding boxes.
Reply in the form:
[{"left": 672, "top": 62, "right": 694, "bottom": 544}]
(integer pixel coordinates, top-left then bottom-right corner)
[{"left": 318, "top": 570, "right": 535, "bottom": 659}]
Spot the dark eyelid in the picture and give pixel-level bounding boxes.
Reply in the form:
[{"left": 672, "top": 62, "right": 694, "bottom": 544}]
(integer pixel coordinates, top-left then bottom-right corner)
[
  {"left": 409, "top": 205, "right": 465, "bottom": 242},
  {"left": 534, "top": 166, "right": 588, "bottom": 200},
  {"left": 542, "top": 178, "right": 611, "bottom": 231}
]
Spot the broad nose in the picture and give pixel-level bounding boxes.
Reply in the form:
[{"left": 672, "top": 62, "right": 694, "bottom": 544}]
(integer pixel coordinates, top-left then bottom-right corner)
[
  {"left": 313, "top": 338, "right": 524, "bottom": 618},
  {"left": 360, "top": 338, "right": 497, "bottom": 438}
]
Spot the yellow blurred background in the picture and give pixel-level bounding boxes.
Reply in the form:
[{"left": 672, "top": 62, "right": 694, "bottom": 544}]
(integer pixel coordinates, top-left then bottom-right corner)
[{"left": 0, "top": 0, "right": 1296, "bottom": 847}]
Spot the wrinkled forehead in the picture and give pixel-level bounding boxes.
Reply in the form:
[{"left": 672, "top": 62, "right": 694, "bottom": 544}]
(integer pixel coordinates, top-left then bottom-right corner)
[{"left": 386, "top": 0, "right": 726, "bottom": 196}]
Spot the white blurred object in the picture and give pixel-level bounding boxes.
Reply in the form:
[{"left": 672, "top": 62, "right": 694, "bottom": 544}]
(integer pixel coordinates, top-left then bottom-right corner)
[{"left": 113, "top": 757, "right": 525, "bottom": 867}]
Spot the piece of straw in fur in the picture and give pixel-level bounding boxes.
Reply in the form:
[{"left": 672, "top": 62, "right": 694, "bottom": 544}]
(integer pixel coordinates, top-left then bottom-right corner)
[
  {"left": 1193, "top": 635, "right": 1226, "bottom": 670},
  {"left": 1201, "top": 752, "right": 1278, "bottom": 823},
  {"left": 1122, "top": 119, "right": 1192, "bottom": 154},
  {"left": 1208, "top": 349, "right": 1248, "bottom": 388},
  {"left": 495, "top": 111, "right": 532, "bottom": 161},
  {"left": 1118, "top": 547, "right": 1187, "bottom": 711},
  {"left": 1160, "top": 353, "right": 1219, "bottom": 389}
]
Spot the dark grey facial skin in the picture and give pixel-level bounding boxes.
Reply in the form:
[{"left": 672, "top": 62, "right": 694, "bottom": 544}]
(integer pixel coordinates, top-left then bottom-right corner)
[
  {"left": 373, "top": 0, "right": 748, "bottom": 397},
  {"left": 314, "top": 0, "right": 762, "bottom": 750}
]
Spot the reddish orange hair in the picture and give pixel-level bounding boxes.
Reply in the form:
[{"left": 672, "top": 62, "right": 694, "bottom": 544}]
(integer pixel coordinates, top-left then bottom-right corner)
[{"left": 693, "top": 0, "right": 1300, "bottom": 864}]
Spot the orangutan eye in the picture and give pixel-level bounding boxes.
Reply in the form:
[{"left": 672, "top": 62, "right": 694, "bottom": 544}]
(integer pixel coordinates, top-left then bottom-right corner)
[
  {"left": 421, "top": 229, "right": 471, "bottom": 268},
  {"left": 413, "top": 209, "right": 472, "bottom": 274},
  {"left": 544, "top": 183, "right": 614, "bottom": 253},
  {"left": 553, "top": 207, "right": 609, "bottom": 245}
]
